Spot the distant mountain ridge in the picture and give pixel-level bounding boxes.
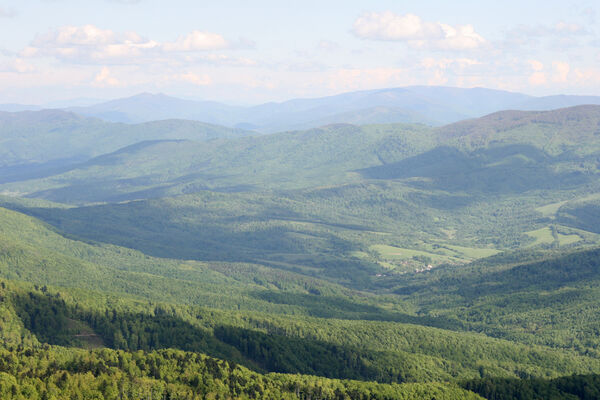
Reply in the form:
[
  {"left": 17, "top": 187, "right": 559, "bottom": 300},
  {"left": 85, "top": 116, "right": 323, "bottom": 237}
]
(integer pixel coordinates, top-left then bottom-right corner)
[
  {"left": 64, "top": 87, "right": 531, "bottom": 131},
  {"left": 4, "top": 85, "right": 600, "bottom": 132}
]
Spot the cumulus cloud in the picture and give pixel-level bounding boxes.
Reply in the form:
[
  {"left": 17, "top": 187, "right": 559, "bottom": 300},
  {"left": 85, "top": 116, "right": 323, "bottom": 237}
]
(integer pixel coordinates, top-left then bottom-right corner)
[
  {"left": 528, "top": 60, "right": 544, "bottom": 71},
  {"left": 529, "top": 72, "right": 547, "bottom": 85},
  {"left": 527, "top": 60, "right": 547, "bottom": 85},
  {"left": 421, "top": 57, "right": 481, "bottom": 69},
  {"left": 25, "top": 25, "right": 159, "bottom": 63},
  {"left": 23, "top": 25, "right": 247, "bottom": 65},
  {"left": 573, "top": 67, "right": 600, "bottom": 85},
  {"left": 196, "top": 53, "right": 257, "bottom": 66},
  {"left": 171, "top": 72, "right": 212, "bottom": 86},
  {"left": 352, "top": 11, "right": 486, "bottom": 50},
  {"left": 552, "top": 61, "right": 570, "bottom": 83},
  {"left": 34, "top": 25, "right": 113, "bottom": 46},
  {"left": 0, "top": 58, "right": 34, "bottom": 73},
  {"left": 92, "top": 66, "right": 120, "bottom": 87},
  {"left": 163, "top": 31, "right": 229, "bottom": 52}
]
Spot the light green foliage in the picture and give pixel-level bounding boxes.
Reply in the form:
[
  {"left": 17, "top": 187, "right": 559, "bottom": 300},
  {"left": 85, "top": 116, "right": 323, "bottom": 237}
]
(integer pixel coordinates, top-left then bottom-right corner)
[{"left": 1, "top": 106, "right": 600, "bottom": 398}]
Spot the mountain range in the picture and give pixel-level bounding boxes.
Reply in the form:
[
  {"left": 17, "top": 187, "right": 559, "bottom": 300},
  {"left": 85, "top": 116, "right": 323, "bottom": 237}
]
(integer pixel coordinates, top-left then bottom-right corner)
[
  {"left": 3, "top": 85, "right": 600, "bottom": 133},
  {"left": 3, "top": 87, "right": 600, "bottom": 399}
]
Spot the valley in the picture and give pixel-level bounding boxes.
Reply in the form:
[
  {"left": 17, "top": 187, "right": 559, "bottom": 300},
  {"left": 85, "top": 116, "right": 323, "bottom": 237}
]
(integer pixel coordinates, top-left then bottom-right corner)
[{"left": 1, "top": 96, "right": 600, "bottom": 399}]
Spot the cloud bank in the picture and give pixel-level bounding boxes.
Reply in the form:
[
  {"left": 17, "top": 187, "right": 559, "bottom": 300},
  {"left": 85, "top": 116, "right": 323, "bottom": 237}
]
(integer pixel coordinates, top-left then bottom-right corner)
[
  {"left": 352, "top": 12, "right": 486, "bottom": 50},
  {"left": 22, "top": 25, "right": 247, "bottom": 65}
]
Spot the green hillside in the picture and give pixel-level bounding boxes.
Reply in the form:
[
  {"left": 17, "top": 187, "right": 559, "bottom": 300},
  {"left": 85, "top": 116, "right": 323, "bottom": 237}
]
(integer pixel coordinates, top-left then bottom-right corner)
[
  {"left": 3, "top": 106, "right": 599, "bottom": 204},
  {"left": 2, "top": 106, "right": 600, "bottom": 399},
  {"left": 0, "top": 123, "right": 432, "bottom": 202},
  {"left": 1, "top": 207, "right": 600, "bottom": 384},
  {"left": 0, "top": 109, "right": 252, "bottom": 184}
]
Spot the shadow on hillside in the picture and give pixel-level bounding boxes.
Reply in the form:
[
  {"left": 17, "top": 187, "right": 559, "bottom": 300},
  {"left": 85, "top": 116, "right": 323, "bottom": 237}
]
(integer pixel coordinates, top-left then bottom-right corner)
[
  {"left": 9, "top": 289, "right": 429, "bottom": 383},
  {"left": 249, "top": 290, "right": 465, "bottom": 330},
  {"left": 390, "top": 247, "right": 600, "bottom": 300},
  {"left": 360, "top": 144, "right": 592, "bottom": 194}
]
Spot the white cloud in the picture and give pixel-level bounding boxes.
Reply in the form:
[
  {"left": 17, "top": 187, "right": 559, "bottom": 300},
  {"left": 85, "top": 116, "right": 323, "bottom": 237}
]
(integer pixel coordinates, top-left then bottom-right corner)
[
  {"left": 529, "top": 71, "right": 547, "bottom": 85},
  {"left": 421, "top": 57, "right": 481, "bottom": 69},
  {"left": 527, "top": 60, "right": 547, "bottom": 85},
  {"left": 23, "top": 25, "right": 245, "bottom": 65},
  {"left": 528, "top": 60, "right": 544, "bottom": 71},
  {"left": 163, "top": 31, "right": 229, "bottom": 52},
  {"left": 352, "top": 11, "right": 486, "bottom": 50},
  {"left": 552, "top": 61, "right": 570, "bottom": 83},
  {"left": 93, "top": 67, "right": 120, "bottom": 87},
  {"left": 197, "top": 53, "right": 256, "bottom": 66},
  {"left": 171, "top": 72, "right": 212, "bottom": 86},
  {"left": 573, "top": 67, "right": 600, "bottom": 85},
  {"left": 33, "top": 25, "right": 118, "bottom": 46},
  {"left": 0, "top": 58, "right": 35, "bottom": 73},
  {"left": 26, "top": 25, "right": 159, "bottom": 63}
]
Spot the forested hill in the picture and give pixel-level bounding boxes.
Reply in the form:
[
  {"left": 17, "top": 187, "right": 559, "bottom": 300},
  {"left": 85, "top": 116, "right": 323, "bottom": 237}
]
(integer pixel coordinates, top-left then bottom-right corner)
[
  {"left": 437, "top": 105, "right": 600, "bottom": 147},
  {"left": 1, "top": 208, "right": 600, "bottom": 398},
  {"left": 1, "top": 105, "right": 598, "bottom": 204},
  {"left": 0, "top": 109, "right": 253, "bottom": 183},
  {"left": 2, "top": 103, "right": 600, "bottom": 399}
]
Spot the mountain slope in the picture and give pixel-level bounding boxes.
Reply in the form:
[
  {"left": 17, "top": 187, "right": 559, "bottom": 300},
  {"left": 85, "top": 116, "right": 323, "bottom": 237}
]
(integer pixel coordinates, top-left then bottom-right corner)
[
  {"left": 67, "top": 92, "right": 244, "bottom": 124},
  {"left": 7, "top": 87, "right": 600, "bottom": 134},
  {"left": 0, "top": 207, "right": 599, "bottom": 384},
  {"left": 63, "top": 86, "right": 535, "bottom": 131},
  {"left": 4, "top": 105, "right": 600, "bottom": 203},
  {"left": 0, "top": 123, "right": 432, "bottom": 202},
  {"left": 518, "top": 94, "right": 600, "bottom": 111},
  {"left": 0, "top": 109, "right": 253, "bottom": 182}
]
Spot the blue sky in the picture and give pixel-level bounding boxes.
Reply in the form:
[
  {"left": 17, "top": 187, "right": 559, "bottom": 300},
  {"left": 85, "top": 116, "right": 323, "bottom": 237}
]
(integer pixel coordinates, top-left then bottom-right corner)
[{"left": 0, "top": 0, "right": 598, "bottom": 104}]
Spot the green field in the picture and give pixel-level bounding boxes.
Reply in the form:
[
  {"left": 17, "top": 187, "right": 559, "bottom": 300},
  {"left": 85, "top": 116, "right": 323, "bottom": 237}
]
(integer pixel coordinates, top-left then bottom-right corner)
[{"left": 525, "top": 226, "right": 584, "bottom": 247}]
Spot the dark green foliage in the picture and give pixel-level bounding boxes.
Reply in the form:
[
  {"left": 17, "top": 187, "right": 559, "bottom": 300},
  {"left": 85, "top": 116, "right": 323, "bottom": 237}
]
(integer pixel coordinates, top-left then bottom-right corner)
[
  {"left": 558, "top": 201, "right": 600, "bottom": 233},
  {"left": 361, "top": 144, "right": 591, "bottom": 193},
  {"left": 2, "top": 106, "right": 600, "bottom": 399},
  {"left": 463, "top": 374, "right": 600, "bottom": 400},
  {"left": 388, "top": 247, "right": 600, "bottom": 356}
]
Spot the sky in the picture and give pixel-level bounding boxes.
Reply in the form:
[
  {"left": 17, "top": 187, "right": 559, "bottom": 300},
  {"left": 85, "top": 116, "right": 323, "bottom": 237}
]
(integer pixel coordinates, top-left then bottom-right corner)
[{"left": 0, "top": 0, "right": 599, "bottom": 105}]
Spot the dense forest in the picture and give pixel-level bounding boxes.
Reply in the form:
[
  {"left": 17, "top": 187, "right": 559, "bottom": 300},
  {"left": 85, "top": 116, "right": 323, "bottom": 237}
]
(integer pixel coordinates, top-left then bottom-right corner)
[{"left": 2, "top": 105, "right": 600, "bottom": 398}]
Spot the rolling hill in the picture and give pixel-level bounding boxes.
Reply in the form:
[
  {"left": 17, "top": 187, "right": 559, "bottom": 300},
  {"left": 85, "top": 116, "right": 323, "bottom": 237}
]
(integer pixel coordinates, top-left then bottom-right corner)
[
  {"left": 3, "top": 105, "right": 600, "bottom": 204},
  {"left": 1, "top": 205, "right": 600, "bottom": 388},
  {"left": 2, "top": 95, "right": 600, "bottom": 398},
  {"left": 0, "top": 109, "right": 253, "bottom": 183},
  {"left": 64, "top": 86, "right": 533, "bottom": 131},
  {"left": 5, "top": 86, "right": 600, "bottom": 134},
  {"left": 59, "top": 87, "right": 600, "bottom": 132}
]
